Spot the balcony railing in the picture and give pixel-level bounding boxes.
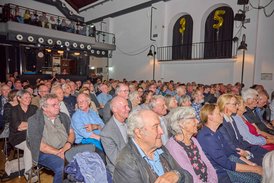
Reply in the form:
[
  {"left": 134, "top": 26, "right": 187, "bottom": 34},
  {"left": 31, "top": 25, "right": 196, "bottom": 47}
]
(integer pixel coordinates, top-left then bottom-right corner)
[
  {"left": 1, "top": 3, "right": 115, "bottom": 45},
  {"left": 157, "top": 40, "right": 237, "bottom": 61}
]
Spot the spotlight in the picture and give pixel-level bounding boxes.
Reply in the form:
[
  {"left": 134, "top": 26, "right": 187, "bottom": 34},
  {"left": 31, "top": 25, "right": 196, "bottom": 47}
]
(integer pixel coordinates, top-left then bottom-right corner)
[{"left": 234, "top": 13, "right": 246, "bottom": 21}]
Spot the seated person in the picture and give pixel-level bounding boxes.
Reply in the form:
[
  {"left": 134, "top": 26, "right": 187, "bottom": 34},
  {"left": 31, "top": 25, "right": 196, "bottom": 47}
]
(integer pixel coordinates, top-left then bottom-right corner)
[
  {"left": 262, "top": 151, "right": 274, "bottom": 183},
  {"left": 48, "top": 16, "right": 57, "bottom": 29},
  {"left": 233, "top": 95, "right": 274, "bottom": 151},
  {"left": 27, "top": 94, "right": 75, "bottom": 183},
  {"left": 23, "top": 9, "right": 31, "bottom": 24},
  {"left": 59, "top": 18, "right": 68, "bottom": 31},
  {"left": 9, "top": 90, "right": 37, "bottom": 180},
  {"left": 0, "top": 89, "right": 18, "bottom": 140},
  {"left": 113, "top": 109, "right": 193, "bottom": 183},
  {"left": 31, "top": 10, "right": 39, "bottom": 26},
  {"left": 243, "top": 89, "right": 274, "bottom": 135},
  {"left": 217, "top": 94, "right": 268, "bottom": 166},
  {"left": 97, "top": 84, "right": 112, "bottom": 109},
  {"left": 39, "top": 12, "right": 49, "bottom": 28},
  {"left": 101, "top": 96, "right": 130, "bottom": 175},
  {"left": 14, "top": 6, "right": 24, "bottom": 23},
  {"left": 198, "top": 104, "right": 262, "bottom": 183},
  {"left": 166, "top": 107, "right": 217, "bottom": 183},
  {"left": 72, "top": 93, "right": 104, "bottom": 151},
  {"left": 62, "top": 83, "right": 76, "bottom": 117}
]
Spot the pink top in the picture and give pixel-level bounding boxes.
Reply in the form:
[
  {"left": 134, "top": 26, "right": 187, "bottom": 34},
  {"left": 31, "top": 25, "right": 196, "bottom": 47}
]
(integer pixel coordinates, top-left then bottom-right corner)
[{"left": 166, "top": 137, "right": 218, "bottom": 183}]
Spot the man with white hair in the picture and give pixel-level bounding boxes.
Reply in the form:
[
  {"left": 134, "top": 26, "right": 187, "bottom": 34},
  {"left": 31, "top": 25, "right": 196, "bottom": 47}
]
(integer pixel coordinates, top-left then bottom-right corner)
[
  {"left": 27, "top": 94, "right": 74, "bottom": 183},
  {"left": 0, "top": 84, "right": 10, "bottom": 131},
  {"left": 71, "top": 93, "right": 105, "bottom": 150},
  {"left": 242, "top": 88, "right": 274, "bottom": 135},
  {"left": 113, "top": 109, "right": 192, "bottom": 183},
  {"left": 149, "top": 95, "right": 169, "bottom": 145},
  {"left": 50, "top": 86, "right": 70, "bottom": 117}
]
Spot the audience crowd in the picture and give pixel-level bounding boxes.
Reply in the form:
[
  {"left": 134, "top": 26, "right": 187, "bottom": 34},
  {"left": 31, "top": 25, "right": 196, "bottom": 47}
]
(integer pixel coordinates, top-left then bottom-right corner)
[{"left": 1, "top": 74, "right": 274, "bottom": 183}]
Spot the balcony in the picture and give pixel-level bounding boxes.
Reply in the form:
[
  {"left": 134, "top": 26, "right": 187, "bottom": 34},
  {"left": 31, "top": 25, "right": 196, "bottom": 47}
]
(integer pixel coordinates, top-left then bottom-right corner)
[
  {"left": 157, "top": 40, "right": 237, "bottom": 61},
  {"left": 0, "top": 3, "right": 115, "bottom": 56}
]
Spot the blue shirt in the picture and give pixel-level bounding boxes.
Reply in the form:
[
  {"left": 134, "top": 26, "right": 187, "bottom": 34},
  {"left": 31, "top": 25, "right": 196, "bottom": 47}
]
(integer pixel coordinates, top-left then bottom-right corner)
[
  {"left": 197, "top": 126, "right": 238, "bottom": 178},
  {"left": 97, "top": 93, "right": 112, "bottom": 106},
  {"left": 192, "top": 102, "right": 202, "bottom": 122},
  {"left": 132, "top": 139, "right": 165, "bottom": 176},
  {"left": 233, "top": 115, "right": 266, "bottom": 146},
  {"left": 72, "top": 109, "right": 105, "bottom": 143}
]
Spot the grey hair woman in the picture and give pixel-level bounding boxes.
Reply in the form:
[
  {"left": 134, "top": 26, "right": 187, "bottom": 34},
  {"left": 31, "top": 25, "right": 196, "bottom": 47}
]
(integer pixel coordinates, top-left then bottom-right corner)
[{"left": 165, "top": 107, "right": 217, "bottom": 183}]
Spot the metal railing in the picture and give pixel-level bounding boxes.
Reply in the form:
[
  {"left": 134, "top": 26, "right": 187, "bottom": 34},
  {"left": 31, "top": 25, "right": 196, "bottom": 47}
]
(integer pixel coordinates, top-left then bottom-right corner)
[
  {"left": 1, "top": 3, "right": 115, "bottom": 45},
  {"left": 157, "top": 40, "right": 237, "bottom": 61}
]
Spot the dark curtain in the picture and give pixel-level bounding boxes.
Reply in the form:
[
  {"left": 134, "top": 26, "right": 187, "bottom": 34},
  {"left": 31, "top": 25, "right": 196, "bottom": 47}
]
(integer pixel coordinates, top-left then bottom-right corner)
[
  {"left": 0, "top": 46, "right": 7, "bottom": 82},
  {"left": 204, "top": 6, "right": 234, "bottom": 59},
  {"left": 172, "top": 15, "right": 193, "bottom": 60},
  {"left": 25, "top": 48, "right": 37, "bottom": 72}
]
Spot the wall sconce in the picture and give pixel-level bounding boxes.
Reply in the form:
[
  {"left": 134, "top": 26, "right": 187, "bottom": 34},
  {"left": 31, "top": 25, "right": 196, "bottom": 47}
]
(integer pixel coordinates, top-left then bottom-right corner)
[
  {"left": 147, "top": 45, "right": 157, "bottom": 81},
  {"left": 238, "top": 34, "right": 247, "bottom": 87}
]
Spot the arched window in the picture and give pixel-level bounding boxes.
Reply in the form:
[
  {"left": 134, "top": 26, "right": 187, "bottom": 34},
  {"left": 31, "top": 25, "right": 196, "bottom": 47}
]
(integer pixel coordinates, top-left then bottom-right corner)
[
  {"left": 204, "top": 6, "right": 234, "bottom": 59},
  {"left": 172, "top": 15, "right": 193, "bottom": 60}
]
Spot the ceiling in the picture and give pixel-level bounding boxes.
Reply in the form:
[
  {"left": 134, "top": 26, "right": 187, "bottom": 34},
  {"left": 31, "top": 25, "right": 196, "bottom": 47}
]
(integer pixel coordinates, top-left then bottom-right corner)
[{"left": 65, "top": 0, "right": 99, "bottom": 12}]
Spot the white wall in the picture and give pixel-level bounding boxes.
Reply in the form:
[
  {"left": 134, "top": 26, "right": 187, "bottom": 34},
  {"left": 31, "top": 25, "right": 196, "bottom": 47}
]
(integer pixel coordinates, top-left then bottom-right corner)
[
  {"left": 253, "top": 0, "right": 274, "bottom": 94},
  {"left": 89, "top": 0, "right": 274, "bottom": 93},
  {"left": 3, "top": 0, "right": 274, "bottom": 93}
]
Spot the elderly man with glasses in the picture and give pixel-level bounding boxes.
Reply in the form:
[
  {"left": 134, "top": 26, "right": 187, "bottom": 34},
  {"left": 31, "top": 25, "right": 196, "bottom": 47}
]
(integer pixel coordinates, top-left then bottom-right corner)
[
  {"left": 27, "top": 94, "right": 75, "bottom": 183},
  {"left": 243, "top": 88, "right": 274, "bottom": 135},
  {"left": 113, "top": 109, "right": 193, "bottom": 183}
]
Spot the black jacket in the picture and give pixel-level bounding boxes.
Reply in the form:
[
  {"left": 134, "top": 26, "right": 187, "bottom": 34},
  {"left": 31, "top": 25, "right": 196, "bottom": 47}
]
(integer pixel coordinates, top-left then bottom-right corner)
[{"left": 113, "top": 139, "right": 193, "bottom": 183}]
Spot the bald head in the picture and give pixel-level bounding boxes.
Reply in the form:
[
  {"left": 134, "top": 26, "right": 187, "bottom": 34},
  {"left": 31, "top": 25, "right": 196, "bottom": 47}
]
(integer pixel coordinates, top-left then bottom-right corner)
[
  {"left": 110, "top": 96, "right": 130, "bottom": 122},
  {"left": 1, "top": 84, "right": 11, "bottom": 97}
]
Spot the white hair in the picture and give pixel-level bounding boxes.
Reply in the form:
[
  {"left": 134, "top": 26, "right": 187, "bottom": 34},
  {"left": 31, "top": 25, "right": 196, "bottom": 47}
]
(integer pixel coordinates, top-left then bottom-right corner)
[
  {"left": 129, "top": 91, "right": 139, "bottom": 103},
  {"left": 262, "top": 151, "right": 274, "bottom": 183},
  {"left": 148, "top": 95, "right": 165, "bottom": 109},
  {"left": 169, "top": 107, "right": 196, "bottom": 135},
  {"left": 241, "top": 88, "right": 258, "bottom": 102},
  {"left": 127, "top": 109, "right": 146, "bottom": 138}
]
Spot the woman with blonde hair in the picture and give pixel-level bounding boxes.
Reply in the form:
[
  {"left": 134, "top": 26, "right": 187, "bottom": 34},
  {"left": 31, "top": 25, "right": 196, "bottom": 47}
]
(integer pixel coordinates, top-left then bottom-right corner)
[
  {"left": 198, "top": 103, "right": 262, "bottom": 183},
  {"left": 217, "top": 94, "right": 267, "bottom": 166}
]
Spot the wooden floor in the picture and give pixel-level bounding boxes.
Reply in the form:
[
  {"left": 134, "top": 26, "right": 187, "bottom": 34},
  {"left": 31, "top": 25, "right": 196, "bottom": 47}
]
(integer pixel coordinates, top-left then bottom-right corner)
[{"left": 0, "top": 140, "right": 53, "bottom": 183}]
